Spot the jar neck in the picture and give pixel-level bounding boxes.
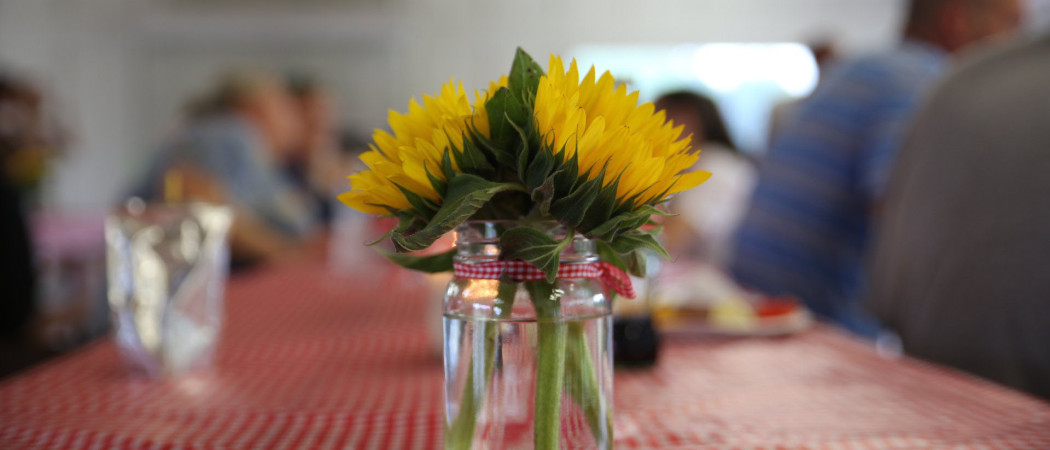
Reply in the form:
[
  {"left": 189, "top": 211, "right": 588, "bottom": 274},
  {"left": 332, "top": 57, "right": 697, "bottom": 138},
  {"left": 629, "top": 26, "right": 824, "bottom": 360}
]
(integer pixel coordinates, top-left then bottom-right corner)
[{"left": 453, "top": 220, "right": 598, "bottom": 264}]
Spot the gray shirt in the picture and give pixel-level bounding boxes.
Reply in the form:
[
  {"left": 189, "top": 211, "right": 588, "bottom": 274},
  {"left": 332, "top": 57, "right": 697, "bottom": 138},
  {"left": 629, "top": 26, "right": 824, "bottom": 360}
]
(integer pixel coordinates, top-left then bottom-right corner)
[{"left": 868, "top": 35, "right": 1050, "bottom": 399}]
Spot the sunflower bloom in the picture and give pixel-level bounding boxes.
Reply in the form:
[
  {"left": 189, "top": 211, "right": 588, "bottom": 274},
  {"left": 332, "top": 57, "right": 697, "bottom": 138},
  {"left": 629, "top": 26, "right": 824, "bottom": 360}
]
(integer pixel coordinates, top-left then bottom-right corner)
[
  {"left": 534, "top": 56, "right": 711, "bottom": 205},
  {"left": 340, "top": 79, "right": 504, "bottom": 215}
]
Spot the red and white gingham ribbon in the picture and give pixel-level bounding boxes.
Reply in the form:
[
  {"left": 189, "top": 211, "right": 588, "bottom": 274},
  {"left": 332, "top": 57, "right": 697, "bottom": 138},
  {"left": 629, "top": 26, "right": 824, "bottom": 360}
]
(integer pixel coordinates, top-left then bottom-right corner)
[{"left": 453, "top": 260, "right": 635, "bottom": 299}]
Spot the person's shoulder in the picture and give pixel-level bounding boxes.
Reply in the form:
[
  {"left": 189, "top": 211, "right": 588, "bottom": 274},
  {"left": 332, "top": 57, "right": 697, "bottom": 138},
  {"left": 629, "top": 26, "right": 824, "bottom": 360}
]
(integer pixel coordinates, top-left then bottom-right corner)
[
  {"left": 941, "top": 34, "right": 1050, "bottom": 93},
  {"left": 909, "top": 34, "right": 1050, "bottom": 149}
]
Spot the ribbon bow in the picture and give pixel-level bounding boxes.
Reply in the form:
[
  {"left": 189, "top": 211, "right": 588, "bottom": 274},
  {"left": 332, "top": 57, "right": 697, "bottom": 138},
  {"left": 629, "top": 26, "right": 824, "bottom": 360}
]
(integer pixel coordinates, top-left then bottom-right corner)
[{"left": 452, "top": 260, "right": 636, "bottom": 299}]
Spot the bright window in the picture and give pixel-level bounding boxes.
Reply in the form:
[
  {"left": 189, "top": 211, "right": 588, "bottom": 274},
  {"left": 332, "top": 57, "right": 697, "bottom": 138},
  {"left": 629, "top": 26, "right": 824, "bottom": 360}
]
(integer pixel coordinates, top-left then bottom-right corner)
[{"left": 570, "top": 43, "right": 819, "bottom": 154}]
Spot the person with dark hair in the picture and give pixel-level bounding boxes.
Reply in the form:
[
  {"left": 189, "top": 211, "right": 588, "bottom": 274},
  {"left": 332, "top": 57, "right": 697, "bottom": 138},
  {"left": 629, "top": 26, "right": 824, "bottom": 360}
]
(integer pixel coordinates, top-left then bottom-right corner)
[
  {"left": 869, "top": 34, "right": 1050, "bottom": 399},
  {"left": 655, "top": 91, "right": 737, "bottom": 153},
  {"left": 656, "top": 92, "right": 754, "bottom": 265},
  {"left": 730, "top": 0, "right": 1023, "bottom": 336}
]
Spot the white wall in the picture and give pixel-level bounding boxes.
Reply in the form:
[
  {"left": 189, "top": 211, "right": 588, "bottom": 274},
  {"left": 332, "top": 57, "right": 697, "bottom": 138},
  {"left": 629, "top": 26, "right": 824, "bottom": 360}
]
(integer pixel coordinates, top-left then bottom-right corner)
[
  {"left": 395, "top": 0, "right": 906, "bottom": 101},
  {"left": 0, "top": 0, "right": 919, "bottom": 212}
]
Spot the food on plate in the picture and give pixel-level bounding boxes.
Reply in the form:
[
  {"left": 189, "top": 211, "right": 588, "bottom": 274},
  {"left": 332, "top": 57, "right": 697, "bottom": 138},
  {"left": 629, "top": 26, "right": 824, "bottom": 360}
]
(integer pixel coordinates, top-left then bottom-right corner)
[{"left": 651, "top": 264, "right": 812, "bottom": 336}]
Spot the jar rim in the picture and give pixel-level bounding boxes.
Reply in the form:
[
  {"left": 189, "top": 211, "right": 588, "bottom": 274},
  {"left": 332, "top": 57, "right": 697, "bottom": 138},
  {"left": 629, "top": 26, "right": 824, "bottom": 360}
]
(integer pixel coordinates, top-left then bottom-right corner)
[
  {"left": 454, "top": 220, "right": 572, "bottom": 241},
  {"left": 453, "top": 220, "right": 597, "bottom": 263}
]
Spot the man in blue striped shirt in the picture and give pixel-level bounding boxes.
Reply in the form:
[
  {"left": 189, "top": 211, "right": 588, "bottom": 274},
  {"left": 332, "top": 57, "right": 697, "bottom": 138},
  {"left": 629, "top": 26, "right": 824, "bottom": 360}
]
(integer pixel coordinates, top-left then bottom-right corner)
[{"left": 730, "top": 0, "right": 1023, "bottom": 336}]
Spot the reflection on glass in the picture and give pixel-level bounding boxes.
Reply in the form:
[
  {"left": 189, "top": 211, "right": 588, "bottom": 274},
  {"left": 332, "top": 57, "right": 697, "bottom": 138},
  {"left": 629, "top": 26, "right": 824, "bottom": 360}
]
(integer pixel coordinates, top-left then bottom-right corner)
[{"left": 105, "top": 201, "right": 232, "bottom": 377}]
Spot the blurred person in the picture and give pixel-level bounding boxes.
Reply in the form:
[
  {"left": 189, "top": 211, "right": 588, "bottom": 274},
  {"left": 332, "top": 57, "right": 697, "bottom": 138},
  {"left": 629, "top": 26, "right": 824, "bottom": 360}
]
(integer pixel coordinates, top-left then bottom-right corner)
[
  {"left": 0, "top": 73, "right": 38, "bottom": 341},
  {"left": 284, "top": 73, "right": 341, "bottom": 226},
  {"left": 0, "top": 70, "right": 68, "bottom": 375},
  {"left": 0, "top": 71, "right": 67, "bottom": 207},
  {"left": 134, "top": 69, "right": 319, "bottom": 268},
  {"left": 869, "top": 34, "right": 1050, "bottom": 399},
  {"left": 768, "top": 39, "right": 839, "bottom": 142},
  {"left": 656, "top": 91, "right": 755, "bottom": 266},
  {"left": 730, "top": 0, "right": 1023, "bottom": 336}
]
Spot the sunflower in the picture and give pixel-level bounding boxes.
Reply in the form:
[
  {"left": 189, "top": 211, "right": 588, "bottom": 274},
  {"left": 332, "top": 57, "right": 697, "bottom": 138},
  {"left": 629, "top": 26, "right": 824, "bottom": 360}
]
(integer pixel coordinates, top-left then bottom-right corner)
[
  {"left": 337, "top": 48, "right": 716, "bottom": 289},
  {"left": 339, "top": 77, "right": 506, "bottom": 215},
  {"left": 533, "top": 56, "right": 710, "bottom": 206}
]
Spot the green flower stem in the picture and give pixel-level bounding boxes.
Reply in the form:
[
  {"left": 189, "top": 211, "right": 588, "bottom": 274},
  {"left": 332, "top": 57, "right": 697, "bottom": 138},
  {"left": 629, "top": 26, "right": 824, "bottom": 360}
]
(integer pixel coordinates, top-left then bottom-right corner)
[
  {"left": 565, "top": 322, "right": 612, "bottom": 448},
  {"left": 446, "top": 280, "right": 518, "bottom": 450},
  {"left": 527, "top": 281, "right": 565, "bottom": 450}
]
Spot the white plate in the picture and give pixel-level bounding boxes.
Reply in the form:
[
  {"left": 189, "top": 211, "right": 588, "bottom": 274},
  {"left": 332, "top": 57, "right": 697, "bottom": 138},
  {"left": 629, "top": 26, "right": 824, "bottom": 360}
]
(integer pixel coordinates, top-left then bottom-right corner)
[{"left": 656, "top": 306, "right": 814, "bottom": 337}]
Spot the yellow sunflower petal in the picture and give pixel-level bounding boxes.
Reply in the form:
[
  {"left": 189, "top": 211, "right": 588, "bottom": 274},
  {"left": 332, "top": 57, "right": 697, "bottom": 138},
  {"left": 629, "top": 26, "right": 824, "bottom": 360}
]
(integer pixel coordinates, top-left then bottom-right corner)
[
  {"left": 342, "top": 78, "right": 504, "bottom": 214},
  {"left": 534, "top": 55, "right": 708, "bottom": 208}
]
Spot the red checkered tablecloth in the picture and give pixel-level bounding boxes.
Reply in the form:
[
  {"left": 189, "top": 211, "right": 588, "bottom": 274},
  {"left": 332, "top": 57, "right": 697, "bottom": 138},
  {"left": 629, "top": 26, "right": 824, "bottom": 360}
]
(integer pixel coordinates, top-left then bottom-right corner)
[{"left": 2, "top": 257, "right": 1049, "bottom": 449}]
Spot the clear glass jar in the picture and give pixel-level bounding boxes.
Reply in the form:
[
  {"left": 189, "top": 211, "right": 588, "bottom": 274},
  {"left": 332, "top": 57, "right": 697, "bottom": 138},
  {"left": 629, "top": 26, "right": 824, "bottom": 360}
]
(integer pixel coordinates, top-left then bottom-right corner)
[
  {"left": 443, "top": 221, "right": 613, "bottom": 449},
  {"left": 105, "top": 201, "right": 232, "bottom": 377}
]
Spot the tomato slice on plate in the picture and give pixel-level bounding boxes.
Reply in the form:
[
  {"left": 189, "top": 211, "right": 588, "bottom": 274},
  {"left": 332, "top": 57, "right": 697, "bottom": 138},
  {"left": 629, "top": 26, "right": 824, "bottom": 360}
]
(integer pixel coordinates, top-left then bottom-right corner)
[{"left": 755, "top": 297, "right": 799, "bottom": 318}]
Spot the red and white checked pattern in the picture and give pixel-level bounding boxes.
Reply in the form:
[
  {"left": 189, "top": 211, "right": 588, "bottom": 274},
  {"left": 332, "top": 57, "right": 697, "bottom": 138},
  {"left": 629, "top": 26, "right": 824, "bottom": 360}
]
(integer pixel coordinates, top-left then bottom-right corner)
[
  {"left": 453, "top": 260, "right": 636, "bottom": 299},
  {"left": 2, "top": 254, "right": 1049, "bottom": 449}
]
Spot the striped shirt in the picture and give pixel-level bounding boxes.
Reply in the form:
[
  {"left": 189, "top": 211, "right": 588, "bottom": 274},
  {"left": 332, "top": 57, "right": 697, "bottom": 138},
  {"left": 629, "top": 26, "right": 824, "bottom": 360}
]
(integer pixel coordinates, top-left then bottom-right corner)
[{"left": 730, "top": 40, "right": 947, "bottom": 336}]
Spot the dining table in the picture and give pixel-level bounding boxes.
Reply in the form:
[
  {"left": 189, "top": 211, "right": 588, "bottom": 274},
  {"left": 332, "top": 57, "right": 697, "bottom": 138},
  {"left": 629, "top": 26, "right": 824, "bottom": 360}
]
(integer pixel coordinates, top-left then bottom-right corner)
[{"left": 2, "top": 250, "right": 1049, "bottom": 449}]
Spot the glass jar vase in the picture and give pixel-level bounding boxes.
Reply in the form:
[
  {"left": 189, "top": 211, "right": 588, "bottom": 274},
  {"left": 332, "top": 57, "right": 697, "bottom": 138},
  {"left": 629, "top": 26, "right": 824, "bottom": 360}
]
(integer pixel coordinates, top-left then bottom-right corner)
[{"left": 443, "top": 221, "right": 613, "bottom": 449}]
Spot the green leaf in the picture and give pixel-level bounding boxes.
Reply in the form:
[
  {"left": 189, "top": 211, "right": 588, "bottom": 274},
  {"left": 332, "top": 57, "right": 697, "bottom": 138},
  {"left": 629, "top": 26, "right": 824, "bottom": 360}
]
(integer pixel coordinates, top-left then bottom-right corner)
[
  {"left": 471, "top": 123, "right": 523, "bottom": 174},
  {"left": 387, "top": 211, "right": 426, "bottom": 251},
  {"left": 586, "top": 214, "right": 629, "bottom": 241},
  {"left": 622, "top": 249, "right": 648, "bottom": 278},
  {"left": 595, "top": 240, "right": 627, "bottom": 272},
  {"left": 500, "top": 110, "right": 533, "bottom": 181},
  {"left": 609, "top": 230, "right": 669, "bottom": 260},
  {"left": 375, "top": 247, "right": 455, "bottom": 273},
  {"left": 365, "top": 227, "right": 395, "bottom": 247},
  {"left": 621, "top": 212, "right": 654, "bottom": 236},
  {"left": 550, "top": 173, "right": 603, "bottom": 229},
  {"left": 577, "top": 176, "right": 620, "bottom": 233},
  {"left": 394, "top": 183, "right": 438, "bottom": 218},
  {"left": 393, "top": 173, "right": 522, "bottom": 252},
  {"left": 424, "top": 163, "right": 448, "bottom": 197},
  {"left": 525, "top": 147, "right": 556, "bottom": 192},
  {"left": 587, "top": 204, "right": 665, "bottom": 241},
  {"left": 551, "top": 150, "right": 579, "bottom": 199},
  {"left": 507, "top": 48, "right": 544, "bottom": 106},
  {"left": 484, "top": 88, "right": 531, "bottom": 165},
  {"left": 504, "top": 111, "right": 532, "bottom": 149},
  {"left": 470, "top": 190, "right": 532, "bottom": 221},
  {"left": 531, "top": 170, "right": 558, "bottom": 217},
  {"left": 516, "top": 138, "right": 533, "bottom": 185},
  {"left": 595, "top": 240, "right": 647, "bottom": 278},
  {"left": 440, "top": 149, "right": 456, "bottom": 181},
  {"left": 500, "top": 226, "right": 573, "bottom": 283},
  {"left": 453, "top": 138, "right": 495, "bottom": 178},
  {"left": 648, "top": 205, "right": 676, "bottom": 217}
]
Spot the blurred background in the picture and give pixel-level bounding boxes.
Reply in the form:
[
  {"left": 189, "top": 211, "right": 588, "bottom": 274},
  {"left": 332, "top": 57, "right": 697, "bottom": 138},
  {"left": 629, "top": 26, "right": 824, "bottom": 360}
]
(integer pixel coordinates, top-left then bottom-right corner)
[
  {"left": 2, "top": 0, "right": 1050, "bottom": 392},
  {"left": 0, "top": 0, "right": 1045, "bottom": 211},
  {"left": 0, "top": 0, "right": 1047, "bottom": 211}
]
